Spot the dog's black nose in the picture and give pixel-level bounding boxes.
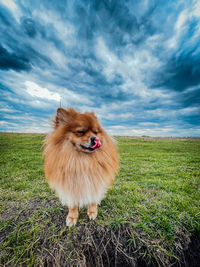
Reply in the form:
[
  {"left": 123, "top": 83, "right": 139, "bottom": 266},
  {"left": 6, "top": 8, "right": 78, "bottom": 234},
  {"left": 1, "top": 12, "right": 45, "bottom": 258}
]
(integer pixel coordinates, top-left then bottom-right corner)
[{"left": 90, "top": 136, "right": 96, "bottom": 145}]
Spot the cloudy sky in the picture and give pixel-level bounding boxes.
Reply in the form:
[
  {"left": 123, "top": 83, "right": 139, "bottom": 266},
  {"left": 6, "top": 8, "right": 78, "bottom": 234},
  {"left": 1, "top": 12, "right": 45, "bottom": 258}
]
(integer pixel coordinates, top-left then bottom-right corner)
[{"left": 0, "top": 0, "right": 200, "bottom": 136}]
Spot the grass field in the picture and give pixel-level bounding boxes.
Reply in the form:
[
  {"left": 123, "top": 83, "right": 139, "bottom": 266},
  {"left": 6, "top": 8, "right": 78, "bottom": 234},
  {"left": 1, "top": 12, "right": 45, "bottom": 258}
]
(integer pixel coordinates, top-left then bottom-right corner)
[{"left": 0, "top": 133, "right": 200, "bottom": 266}]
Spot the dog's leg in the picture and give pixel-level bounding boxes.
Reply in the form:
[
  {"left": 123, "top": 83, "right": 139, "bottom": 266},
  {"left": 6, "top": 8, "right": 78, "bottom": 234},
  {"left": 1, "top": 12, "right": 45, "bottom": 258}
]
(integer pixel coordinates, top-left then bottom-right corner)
[
  {"left": 87, "top": 203, "right": 98, "bottom": 220},
  {"left": 66, "top": 206, "right": 78, "bottom": 227}
]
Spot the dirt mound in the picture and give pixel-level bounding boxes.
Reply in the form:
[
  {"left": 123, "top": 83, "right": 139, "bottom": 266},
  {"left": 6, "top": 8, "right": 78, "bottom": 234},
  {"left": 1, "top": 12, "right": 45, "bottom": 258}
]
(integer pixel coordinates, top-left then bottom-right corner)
[{"left": 1, "top": 199, "right": 199, "bottom": 266}]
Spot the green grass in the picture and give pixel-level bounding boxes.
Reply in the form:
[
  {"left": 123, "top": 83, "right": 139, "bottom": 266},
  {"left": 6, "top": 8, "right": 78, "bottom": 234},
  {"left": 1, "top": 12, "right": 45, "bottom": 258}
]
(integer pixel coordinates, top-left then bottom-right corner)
[{"left": 0, "top": 133, "right": 200, "bottom": 266}]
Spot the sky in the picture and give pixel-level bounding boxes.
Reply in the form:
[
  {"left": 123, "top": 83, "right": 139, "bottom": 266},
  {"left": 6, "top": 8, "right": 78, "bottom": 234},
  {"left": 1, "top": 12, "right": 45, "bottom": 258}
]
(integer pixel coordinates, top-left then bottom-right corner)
[{"left": 0, "top": 0, "right": 200, "bottom": 136}]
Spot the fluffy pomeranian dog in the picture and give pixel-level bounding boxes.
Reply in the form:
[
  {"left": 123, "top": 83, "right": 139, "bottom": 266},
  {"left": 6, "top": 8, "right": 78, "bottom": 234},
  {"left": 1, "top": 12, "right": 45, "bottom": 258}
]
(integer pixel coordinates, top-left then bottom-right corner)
[{"left": 43, "top": 108, "right": 119, "bottom": 226}]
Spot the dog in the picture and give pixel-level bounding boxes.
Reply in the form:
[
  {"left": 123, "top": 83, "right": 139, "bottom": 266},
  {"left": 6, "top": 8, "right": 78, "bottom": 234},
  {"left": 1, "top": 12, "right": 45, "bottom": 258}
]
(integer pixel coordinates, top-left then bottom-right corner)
[{"left": 43, "top": 107, "right": 119, "bottom": 226}]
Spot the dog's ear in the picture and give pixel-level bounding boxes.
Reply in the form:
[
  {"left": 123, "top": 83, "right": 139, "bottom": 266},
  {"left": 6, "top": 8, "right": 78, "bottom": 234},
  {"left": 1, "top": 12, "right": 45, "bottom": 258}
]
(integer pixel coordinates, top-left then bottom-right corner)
[
  {"left": 54, "top": 108, "right": 76, "bottom": 128},
  {"left": 90, "top": 112, "right": 98, "bottom": 119},
  {"left": 85, "top": 111, "right": 97, "bottom": 119}
]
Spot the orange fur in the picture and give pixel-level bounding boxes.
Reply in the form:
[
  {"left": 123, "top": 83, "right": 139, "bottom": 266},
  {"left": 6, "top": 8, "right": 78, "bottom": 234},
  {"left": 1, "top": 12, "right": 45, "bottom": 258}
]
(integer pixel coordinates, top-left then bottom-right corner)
[{"left": 43, "top": 107, "right": 119, "bottom": 226}]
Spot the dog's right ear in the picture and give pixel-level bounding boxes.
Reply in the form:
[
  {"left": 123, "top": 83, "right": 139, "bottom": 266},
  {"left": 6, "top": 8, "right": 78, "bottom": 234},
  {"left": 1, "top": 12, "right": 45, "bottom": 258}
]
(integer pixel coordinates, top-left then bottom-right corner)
[{"left": 54, "top": 108, "right": 75, "bottom": 128}]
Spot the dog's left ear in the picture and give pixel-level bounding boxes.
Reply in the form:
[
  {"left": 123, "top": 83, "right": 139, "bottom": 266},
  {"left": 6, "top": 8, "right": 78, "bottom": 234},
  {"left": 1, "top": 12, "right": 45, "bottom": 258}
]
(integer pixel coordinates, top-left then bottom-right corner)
[
  {"left": 85, "top": 111, "right": 98, "bottom": 119},
  {"left": 54, "top": 108, "right": 76, "bottom": 128}
]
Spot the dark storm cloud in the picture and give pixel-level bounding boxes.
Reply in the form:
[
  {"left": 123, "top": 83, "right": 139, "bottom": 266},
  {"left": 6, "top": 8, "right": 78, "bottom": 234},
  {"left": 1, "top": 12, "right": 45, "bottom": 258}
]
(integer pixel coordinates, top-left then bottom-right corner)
[
  {"left": 0, "top": 0, "right": 200, "bottom": 135},
  {"left": 150, "top": 17, "right": 200, "bottom": 93},
  {"left": 154, "top": 55, "right": 200, "bottom": 92},
  {"left": 0, "top": 44, "right": 31, "bottom": 71},
  {"left": 182, "top": 87, "right": 200, "bottom": 107},
  {"left": 71, "top": 0, "right": 157, "bottom": 51},
  {"left": 21, "top": 17, "right": 37, "bottom": 38},
  {"left": 0, "top": 5, "right": 53, "bottom": 72}
]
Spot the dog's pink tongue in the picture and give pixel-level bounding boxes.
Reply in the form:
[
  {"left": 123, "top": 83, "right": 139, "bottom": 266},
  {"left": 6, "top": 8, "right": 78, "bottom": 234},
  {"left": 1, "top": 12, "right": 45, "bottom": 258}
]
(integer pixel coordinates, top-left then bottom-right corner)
[{"left": 91, "top": 138, "right": 101, "bottom": 149}]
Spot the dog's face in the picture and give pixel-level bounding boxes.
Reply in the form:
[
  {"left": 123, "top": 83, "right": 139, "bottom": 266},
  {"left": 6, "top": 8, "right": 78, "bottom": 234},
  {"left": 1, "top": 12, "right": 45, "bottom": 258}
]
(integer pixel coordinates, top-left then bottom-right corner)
[{"left": 54, "top": 108, "right": 103, "bottom": 153}]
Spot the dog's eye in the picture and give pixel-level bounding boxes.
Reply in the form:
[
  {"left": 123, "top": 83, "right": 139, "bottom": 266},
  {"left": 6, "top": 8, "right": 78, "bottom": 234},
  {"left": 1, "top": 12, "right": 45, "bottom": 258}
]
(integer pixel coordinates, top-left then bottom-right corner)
[
  {"left": 76, "top": 130, "right": 85, "bottom": 135},
  {"left": 94, "top": 130, "right": 98, "bottom": 135}
]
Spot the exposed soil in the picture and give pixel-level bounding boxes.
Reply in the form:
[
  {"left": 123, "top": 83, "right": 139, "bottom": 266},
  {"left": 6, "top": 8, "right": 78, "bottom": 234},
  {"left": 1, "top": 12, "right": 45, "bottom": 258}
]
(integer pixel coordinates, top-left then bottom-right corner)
[{"left": 181, "top": 234, "right": 200, "bottom": 267}]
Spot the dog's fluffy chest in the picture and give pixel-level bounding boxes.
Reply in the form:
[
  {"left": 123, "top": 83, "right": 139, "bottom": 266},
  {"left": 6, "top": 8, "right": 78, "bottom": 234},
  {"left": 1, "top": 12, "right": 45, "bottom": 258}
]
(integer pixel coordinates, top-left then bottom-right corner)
[
  {"left": 45, "top": 143, "right": 117, "bottom": 208},
  {"left": 50, "top": 173, "right": 107, "bottom": 208}
]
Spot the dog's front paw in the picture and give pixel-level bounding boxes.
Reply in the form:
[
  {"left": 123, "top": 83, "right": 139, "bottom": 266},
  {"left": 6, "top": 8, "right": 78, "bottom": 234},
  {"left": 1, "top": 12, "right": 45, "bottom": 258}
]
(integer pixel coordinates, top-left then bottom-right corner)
[
  {"left": 66, "top": 206, "right": 78, "bottom": 227},
  {"left": 87, "top": 211, "right": 97, "bottom": 220},
  {"left": 87, "top": 203, "right": 98, "bottom": 220},
  {"left": 66, "top": 215, "right": 78, "bottom": 227}
]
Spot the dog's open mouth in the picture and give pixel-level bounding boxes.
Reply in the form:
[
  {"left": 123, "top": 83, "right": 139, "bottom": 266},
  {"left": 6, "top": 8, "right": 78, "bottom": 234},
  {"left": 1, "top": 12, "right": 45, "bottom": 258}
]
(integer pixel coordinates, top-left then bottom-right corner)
[
  {"left": 80, "top": 138, "right": 101, "bottom": 152},
  {"left": 80, "top": 144, "right": 95, "bottom": 151}
]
